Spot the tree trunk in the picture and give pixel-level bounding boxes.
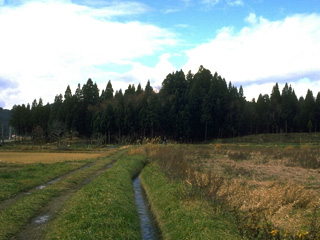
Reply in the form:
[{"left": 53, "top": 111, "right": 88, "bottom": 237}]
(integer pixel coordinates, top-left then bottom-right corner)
[
  {"left": 142, "top": 128, "right": 145, "bottom": 144},
  {"left": 285, "top": 120, "right": 288, "bottom": 133},
  {"left": 204, "top": 122, "right": 208, "bottom": 142},
  {"left": 151, "top": 126, "right": 154, "bottom": 140},
  {"left": 108, "top": 129, "right": 110, "bottom": 144}
]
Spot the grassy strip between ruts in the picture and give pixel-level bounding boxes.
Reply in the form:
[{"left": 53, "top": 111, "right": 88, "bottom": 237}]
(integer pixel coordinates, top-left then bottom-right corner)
[
  {"left": 140, "top": 162, "right": 240, "bottom": 240},
  {"left": 0, "top": 151, "right": 122, "bottom": 240},
  {"left": 0, "top": 161, "right": 90, "bottom": 202},
  {"left": 43, "top": 154, "right": 147, "bottom": 240}
]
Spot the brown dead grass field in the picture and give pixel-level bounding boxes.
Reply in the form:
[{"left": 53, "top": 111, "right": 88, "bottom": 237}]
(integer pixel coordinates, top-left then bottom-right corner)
[
  {"left": 187, "top": 144, "right": 320, "bottom": 233},
  {"left": 145, "top": 143, "right": 320, "bottom": 235},
  {"left": 0, "top": 152, "right": 107, "bottom": 164}
]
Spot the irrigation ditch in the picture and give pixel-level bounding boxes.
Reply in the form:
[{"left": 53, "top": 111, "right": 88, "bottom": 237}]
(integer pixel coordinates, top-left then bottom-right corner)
[
  {"left": 0, "top": 149, "right": 130, "bottom": 240},
  {"left": 1, "top": 150, "right": 163, "bottom": 240},
  {"left": 133, "top": 175, "right": 161, "bottom": 240}
]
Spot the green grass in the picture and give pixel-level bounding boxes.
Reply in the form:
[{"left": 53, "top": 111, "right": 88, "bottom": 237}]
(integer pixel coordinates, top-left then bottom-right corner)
[
  {"left": 43, "top": 154, "right": 146, "bottom": 240},
  {"left": 220, "top": 132, "right": 320, "bottom": 145},
  {"left": 0, "top": 155, "right": 118, "bottom": 240},
  {"left": 0, "top": 161, "right": 90, "bottom": 202},
  {"left": 140, "top": 163, "right": 240, "bottom": 240}
]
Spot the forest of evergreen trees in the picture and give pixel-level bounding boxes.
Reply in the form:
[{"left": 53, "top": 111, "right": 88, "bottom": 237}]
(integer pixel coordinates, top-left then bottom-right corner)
[{"left": 9, "top": 66, "right": 320, "bottom": 143}]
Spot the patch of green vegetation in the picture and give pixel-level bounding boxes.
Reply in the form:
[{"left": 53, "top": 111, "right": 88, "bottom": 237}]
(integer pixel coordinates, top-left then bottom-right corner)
[
  {"left": 221, "top": 133, "right": 320, "bottom": 146},
  {"left": 43, "top": 155, "right": 146, "bottom": 240},
  {"left": 140, "top": 163, "right": 240, "bottom": 240},
  {"left": 0, "top": 155, "right": 117, "bottom": 240},
  {"left": 0, "top": 161, "right": 90, "bottom": 202}
]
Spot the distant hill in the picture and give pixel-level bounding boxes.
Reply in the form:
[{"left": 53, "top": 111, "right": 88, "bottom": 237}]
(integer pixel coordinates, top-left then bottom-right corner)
[{"left": 0, "top": 108, "right": 11, "bottom": 139}]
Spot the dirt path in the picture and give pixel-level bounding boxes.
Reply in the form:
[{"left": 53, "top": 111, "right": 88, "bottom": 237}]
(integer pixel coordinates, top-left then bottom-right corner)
[
  {"left": 12, "top": 162, "right": 114, "bottom": 240},
  {"left": 0, "top": 162, "right": 94, "bottom": 211}
]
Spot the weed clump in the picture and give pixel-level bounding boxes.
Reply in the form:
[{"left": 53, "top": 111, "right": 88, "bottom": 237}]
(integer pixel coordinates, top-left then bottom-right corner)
[
  {"left": 228, "top": 150, "right": 251, "bottom": 161},
  {"left": 234, "top": 207, "right": 320, "bottom": 239}
]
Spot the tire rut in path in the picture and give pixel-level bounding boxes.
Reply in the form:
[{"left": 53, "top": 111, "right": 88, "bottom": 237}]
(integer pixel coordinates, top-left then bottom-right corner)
[
  {"left": 0, "top": 162, "right": 94, "bottom": 211},
  {"left": 12, "top": 162, "right": 115, "bottom": 240},
  {"left": 0, "top": 150, "right": 123, "bottom": 211}
]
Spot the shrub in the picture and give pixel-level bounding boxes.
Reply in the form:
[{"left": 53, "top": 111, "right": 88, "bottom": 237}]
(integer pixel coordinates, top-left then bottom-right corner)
[{"left": 228, "top": 150, "right": 250, "bottom": 161}]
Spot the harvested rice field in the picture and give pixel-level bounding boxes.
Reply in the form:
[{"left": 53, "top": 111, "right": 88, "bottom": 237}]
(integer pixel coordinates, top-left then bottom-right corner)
[{"left": 0, "top": 152, "right": 107, "bottom": 164}]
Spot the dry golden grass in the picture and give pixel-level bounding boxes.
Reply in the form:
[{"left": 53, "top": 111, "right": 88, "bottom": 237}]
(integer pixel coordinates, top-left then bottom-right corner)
[
  {"left": 217, "top": 178, "right": 320, "bottom": 232},
  {"left": 127, "top": 146, "right": 147, "bottom": 156},
  {"left": 206, "top": 146, "right": 320, "bottom": 233},
  {"left": 147, "top": 143, "right": 320, "bottom": 235},
  {"left": 0, "top": 152, "right": 106, "bottom": 164}
]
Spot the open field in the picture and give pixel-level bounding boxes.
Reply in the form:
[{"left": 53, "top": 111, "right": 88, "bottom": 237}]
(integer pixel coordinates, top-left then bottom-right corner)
[
  {"left": 0, "top": 143, "right": 130, "bottom": 164},
  {"left": 0, "top": 152, "right": 105, "bottom": 164},
  {"left": 0, "top": 149, "right": 128, "bottom": 240},
  {"left": 1, "top": 134, "right": 320, "bottom": 239},
  {"left": 142, "top": 137, "right": 320, "bottom": 239}
]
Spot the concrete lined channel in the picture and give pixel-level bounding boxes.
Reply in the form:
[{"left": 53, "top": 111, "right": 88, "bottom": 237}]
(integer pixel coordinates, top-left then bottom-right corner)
[{"left": 133, "top": 176, "right": 160, "bottom": 240}]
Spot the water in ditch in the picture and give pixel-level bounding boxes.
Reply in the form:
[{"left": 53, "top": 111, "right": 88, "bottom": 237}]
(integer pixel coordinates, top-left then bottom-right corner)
[{"left": 133, "top": 176, "right": 160, "bottom": 240}]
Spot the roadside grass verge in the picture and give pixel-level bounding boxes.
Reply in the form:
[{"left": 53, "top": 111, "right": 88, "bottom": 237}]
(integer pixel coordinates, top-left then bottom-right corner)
[
  {"left": 0, "top": 161, "right": 90, "bottom": 202},
  {"left": 43, "top": 154, "right": 146, "bottom": 240},
  {"left": 0, "top": 153, "right": 120, "bottom": 240},
  {"left": 140, "top": 162, "right": 240, "bottom": 240}
]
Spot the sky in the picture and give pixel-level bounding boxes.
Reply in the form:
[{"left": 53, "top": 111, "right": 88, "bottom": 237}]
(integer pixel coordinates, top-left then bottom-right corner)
[{"left": 0, "top": 0, "right": 320, "bottom": 109}]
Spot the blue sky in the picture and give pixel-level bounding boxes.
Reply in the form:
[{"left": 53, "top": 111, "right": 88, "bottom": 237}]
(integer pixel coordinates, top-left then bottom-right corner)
[{"left": 0, "top": 0, "right": 320, "bottom": 109}]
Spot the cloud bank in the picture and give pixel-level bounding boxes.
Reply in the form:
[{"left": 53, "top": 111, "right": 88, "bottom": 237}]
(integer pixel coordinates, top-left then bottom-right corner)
[
  {"left": 183, "top": 13, "right": 320, "bottom": 100},
  {"left": 0, "top": 1, "right": 177, "bottom": 108},
  {"left": 1, "top": 1, "right": 320, "bottom": 109}
]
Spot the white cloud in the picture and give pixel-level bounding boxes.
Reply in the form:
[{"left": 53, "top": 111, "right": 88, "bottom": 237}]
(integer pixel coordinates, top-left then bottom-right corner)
[
  {"left": 200, "top": 0, "right": 243, "bottom": 7},
  {"left": 243, "top": 78, "right": 320, "bottom": 102},
  {"left": 226, "top": 0, "right": 243, "bottom": 6},
  {"left": 163, "top": 8, "right": 181, "bottom": 14},
  {"left": 245, "top": 12, "right": 257, "bottom": 24},
  {"left": 114, "top": 53, "right": 177, "bottom": 91},
  {"left": 183, "top": 13, "right": 320, "bottom": 100},
  {"left": 78, "top": 53, "right": 176, "bottom": 96},
  {"left": 174, "top": 23, "right": 190, "bottom": 29},
  {"left": 0, "top": 1, "right": 177, "bottom": 108},
  {"left": 78, "top": 1, "right": 150, "bottom": 18},
  {"left": 180, "top": 0, "right": 192, "bottom": 7},
  {"left": 201, "top": 0, "right": 220, "bottom": 6}
]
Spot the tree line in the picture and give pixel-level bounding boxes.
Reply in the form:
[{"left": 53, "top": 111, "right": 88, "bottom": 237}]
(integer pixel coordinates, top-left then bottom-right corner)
[{"left": 10, "top": 66, "right": 320, "bottom": 144}]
